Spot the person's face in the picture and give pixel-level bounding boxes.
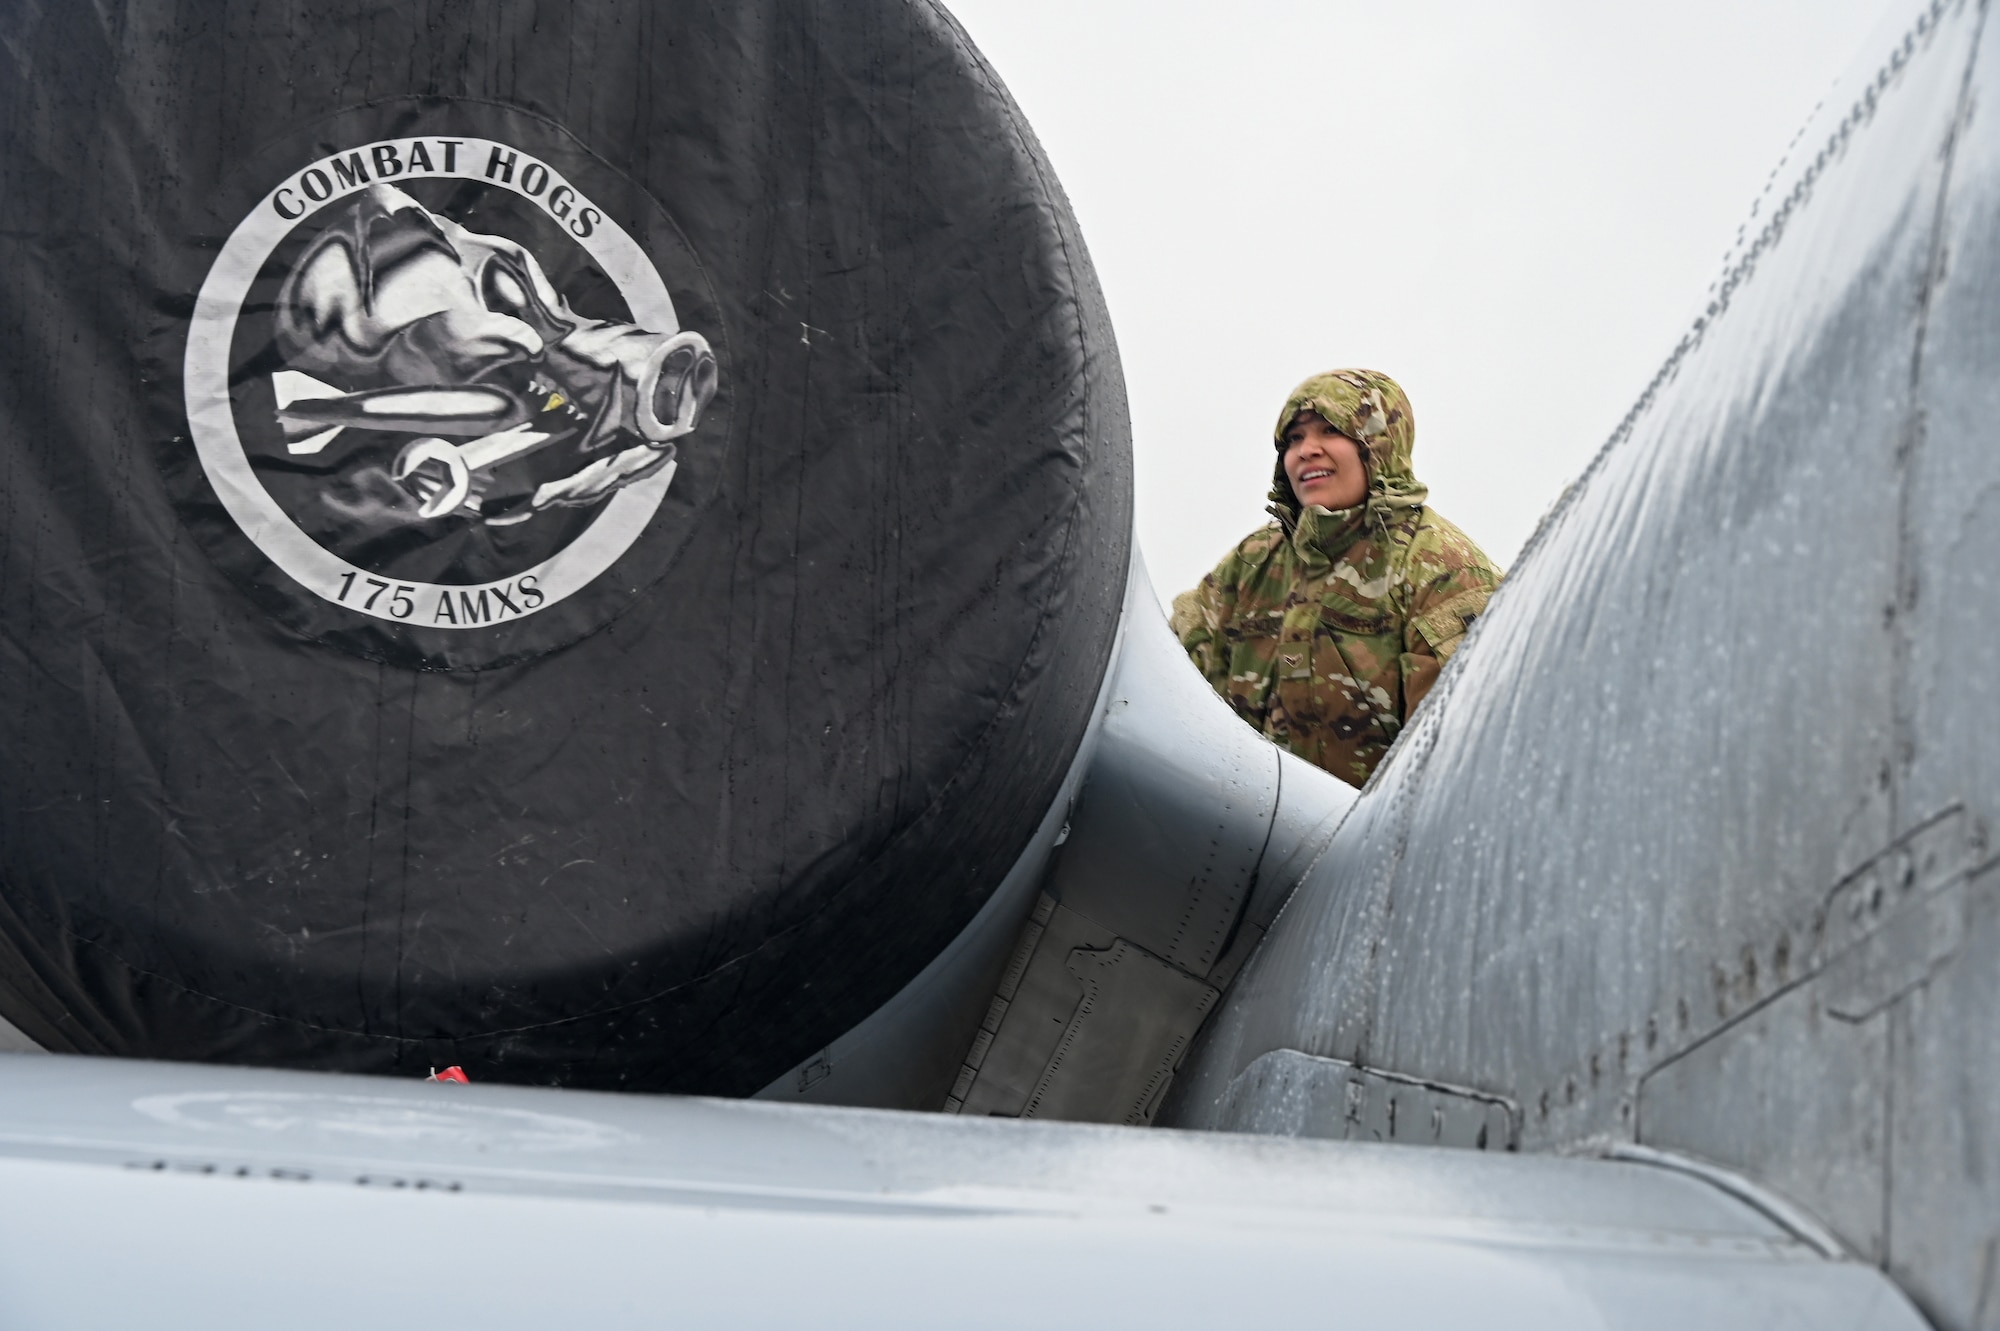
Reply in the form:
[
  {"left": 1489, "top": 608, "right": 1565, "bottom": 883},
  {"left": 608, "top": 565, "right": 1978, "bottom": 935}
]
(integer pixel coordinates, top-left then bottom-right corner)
[{"left": 1282, "top": 411, "right": 1369, "bottom": 510}]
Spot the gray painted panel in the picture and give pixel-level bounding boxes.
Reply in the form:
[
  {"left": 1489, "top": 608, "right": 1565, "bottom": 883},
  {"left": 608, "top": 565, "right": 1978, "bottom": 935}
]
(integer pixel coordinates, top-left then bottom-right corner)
[
  {"left": 1889, "top": 5, "right": 2000, "bottom": 1321},
  {"left": 1043, "top": 559, "right": 1281, "bottom": 974},
  {"left": 0, "top": 1055, "right": 1799, "bottom": 1234},
  {"left": 1905, "top": 0, "right": 2000, "bottom": 835},
  {"left": 1883, "top": 865, "right": 2000, "bottom": 1327},
  {"left": 0, "top": 1053, "right": 1933, "bottom": 1329},
  {"left": 1639, "top": 980, "right": 1890, "bottom": 1260},
  {"left": 1211, "top": 1048, "right": 1517, "bottom": 1151}
]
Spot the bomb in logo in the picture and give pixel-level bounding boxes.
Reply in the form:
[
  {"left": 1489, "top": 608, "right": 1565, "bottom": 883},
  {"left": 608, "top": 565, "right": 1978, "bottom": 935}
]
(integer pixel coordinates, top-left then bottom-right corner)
[{"left": 178, "top": 134, "right": 727, "bottom": 653}]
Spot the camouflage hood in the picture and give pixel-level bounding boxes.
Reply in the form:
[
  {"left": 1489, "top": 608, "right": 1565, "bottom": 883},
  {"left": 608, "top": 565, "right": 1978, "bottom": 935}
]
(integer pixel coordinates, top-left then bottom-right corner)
[{"left": 1268, "top": 369, "right": 1429, "bottom": 543}]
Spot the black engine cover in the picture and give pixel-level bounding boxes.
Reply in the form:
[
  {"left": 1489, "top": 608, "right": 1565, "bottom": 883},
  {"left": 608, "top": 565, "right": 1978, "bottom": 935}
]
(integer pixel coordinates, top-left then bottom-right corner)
[{"left": 0, "top": 0, "right": 1130, "bottom": 1093}]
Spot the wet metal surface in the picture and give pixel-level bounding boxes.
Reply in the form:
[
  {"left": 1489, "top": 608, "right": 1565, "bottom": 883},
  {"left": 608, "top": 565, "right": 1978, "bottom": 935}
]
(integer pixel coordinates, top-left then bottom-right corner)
[
  {"left": 1170, "top": 1, "right": 2000, "bottom": 1326},
  {"left": 0, "top": 1053, "right": 1929, "bottom": 1330}
]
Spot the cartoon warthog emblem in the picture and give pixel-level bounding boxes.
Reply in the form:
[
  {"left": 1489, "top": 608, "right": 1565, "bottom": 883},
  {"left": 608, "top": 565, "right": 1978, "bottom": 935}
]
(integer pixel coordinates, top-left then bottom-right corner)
[{"left": 270, "top": 183, "right": 717, "bottom": 526}]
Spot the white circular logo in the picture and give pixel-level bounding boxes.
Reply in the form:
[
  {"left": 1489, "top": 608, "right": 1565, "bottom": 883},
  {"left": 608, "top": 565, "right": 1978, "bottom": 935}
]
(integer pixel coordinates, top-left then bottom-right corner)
[
  {"left": 132, "top": 1089, "right": 633, "bottom": 1153},
  {"left": 183, "top": 135, "right": 719, "bottom": 635}
]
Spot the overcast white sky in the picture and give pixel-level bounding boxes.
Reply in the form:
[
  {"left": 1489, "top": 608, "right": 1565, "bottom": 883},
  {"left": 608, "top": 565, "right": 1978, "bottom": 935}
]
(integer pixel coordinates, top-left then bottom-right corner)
[{"left": 943, "top": 0, "right": 1891, "bottom": 602}]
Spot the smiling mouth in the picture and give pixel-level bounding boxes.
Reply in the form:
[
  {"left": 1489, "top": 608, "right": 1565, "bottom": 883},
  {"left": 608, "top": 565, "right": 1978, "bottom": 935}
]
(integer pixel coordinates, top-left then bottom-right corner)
[{"left": 1299, "top": 468, "right": 1335, "bottom": 484}]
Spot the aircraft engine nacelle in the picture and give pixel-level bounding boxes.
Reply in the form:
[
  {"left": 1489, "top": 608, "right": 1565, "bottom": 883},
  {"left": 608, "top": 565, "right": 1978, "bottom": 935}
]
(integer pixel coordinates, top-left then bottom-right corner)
[{"left": 0, "top": 0, "right": 1136, "bottom": 1097}]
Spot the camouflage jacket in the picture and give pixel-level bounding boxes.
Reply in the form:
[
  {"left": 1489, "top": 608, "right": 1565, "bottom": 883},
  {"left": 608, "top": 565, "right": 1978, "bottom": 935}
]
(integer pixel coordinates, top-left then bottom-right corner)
[{"left": 1171, "top": 370, "right": 1502, "bottom": 788}]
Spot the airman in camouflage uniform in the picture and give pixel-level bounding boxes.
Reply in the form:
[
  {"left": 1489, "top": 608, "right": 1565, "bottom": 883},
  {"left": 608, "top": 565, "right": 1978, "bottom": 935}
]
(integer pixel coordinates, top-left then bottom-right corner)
[{"left": 1170, "top": 370, "right": 1502, "bottom": 787}]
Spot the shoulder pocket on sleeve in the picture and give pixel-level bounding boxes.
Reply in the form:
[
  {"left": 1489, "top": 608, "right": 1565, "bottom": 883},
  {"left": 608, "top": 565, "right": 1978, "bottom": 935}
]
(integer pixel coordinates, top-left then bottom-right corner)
[
  {"left": 1411, "top": 586, "right": 1492, "bottom": 660},
  {"left": 1169, "top": 588, "right": 1206, "bottom": 642}
]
